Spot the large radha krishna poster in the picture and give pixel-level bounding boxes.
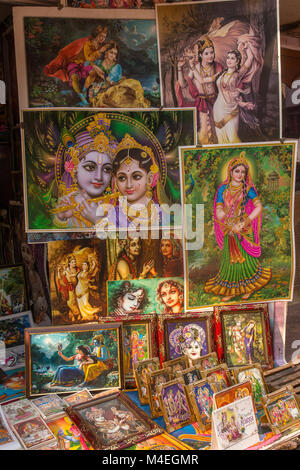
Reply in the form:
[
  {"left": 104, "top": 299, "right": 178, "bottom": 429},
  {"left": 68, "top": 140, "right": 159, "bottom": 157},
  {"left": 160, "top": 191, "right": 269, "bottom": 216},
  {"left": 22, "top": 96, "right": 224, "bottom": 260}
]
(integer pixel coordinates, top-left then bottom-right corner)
[
  {"left": 21, "top": 109, "right": 195, "bottom": 233},
  {"left": 156, "top": 0, "right": 281, "bottom": 144},
  {"left": 181, "top": 142, "right": 297, "bottom": 309},
  {"left": 13, "top": 7, "right": 160, "bottom": 109}
]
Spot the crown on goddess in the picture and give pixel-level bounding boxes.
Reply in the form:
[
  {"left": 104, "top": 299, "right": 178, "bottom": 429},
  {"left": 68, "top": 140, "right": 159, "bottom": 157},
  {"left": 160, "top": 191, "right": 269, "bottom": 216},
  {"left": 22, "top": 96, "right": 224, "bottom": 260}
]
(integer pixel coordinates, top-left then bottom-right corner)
[{"left": 114, "top": 134, "right": 159, "bottom": 174}]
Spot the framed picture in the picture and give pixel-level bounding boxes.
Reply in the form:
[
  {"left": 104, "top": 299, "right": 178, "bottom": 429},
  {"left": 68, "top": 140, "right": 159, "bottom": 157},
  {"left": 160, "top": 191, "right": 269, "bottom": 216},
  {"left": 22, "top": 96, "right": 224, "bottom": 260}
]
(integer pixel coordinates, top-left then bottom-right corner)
[
  {"left": 65, "top": 390, "right": 161, "bottom": 450},
  {"left": 13, "top": 7, "right": 160, "bottom": 109},
  {"left": 163, "top": 356, "right": 189, "bottom": 380},
  {"left": 24, "top": 323, "right": 123, "bottom": 397},
  {"left": 156, "top": 0, "right": 281, "bottom": 144},
  {"left": 191, "top": 352, "right": 219, "bottom": 370},
  {"left": 157, "top": 377, "right": 193, "bottom": 433},
  {"left": 214, "top": 303, "right": 273, "bottom": 369},
  {"left": 0, "top": 367, "right": 26, "bottom": 404},
  {"left": 31, "top": 394, "right": 66, "bottom": 419},
  {"left": 1, "top": 399, "right": 38, "bottom": 426},
  {"left": 213, "top": 381, "right": 255, "bottom": 412},
  {"left": 181, "top": 142, "right": 297, "bottom": 310},
  {"left": 63, "top": 389, "right": 93, "bottom": 407},
  {"left": 261, "top": 386, "right": 300, "bottom": 434},
  {"left": 107, "top": 277, "right": 184, "bottom": 317},
  {"left": 48, "top": 238, "right": 108, "bottom": 325},
  {"left": 12, "top": 416, "right": 56, "bottom": 449},
  {"left": 133, "top": 357, "right": 160, "bottom": 404},
  {"left": 21, "top": 109, "right": 195, "bottom": 233},
  {"left": 0, "top": 264, "right": 28, "bottom": 316},
  {"left": 146, "top": 368, "right": 172, "bottom": 418},
  {"left": 157, "top": 312, "right": 214, "bottom": 366},
  {"left": 202, "top": 364, "right": 232, "bottom": 392},
  {"left": 185, "top": 379, "right": 215, "bottom": 431},
  {"left": 175, "top": 366, "right": 202, "bottom": 385},
  {"left": 0, "top": 407, "right": 22, "bottom": 450},
  {"left": 233, "top": 363, "right": 268, "bottom": 409},
  {"left": 102, "top": 314, "right": 157, "bottom": 386},
  {"left": 0, "top": 311, "right": 34, "bottom": 371}
]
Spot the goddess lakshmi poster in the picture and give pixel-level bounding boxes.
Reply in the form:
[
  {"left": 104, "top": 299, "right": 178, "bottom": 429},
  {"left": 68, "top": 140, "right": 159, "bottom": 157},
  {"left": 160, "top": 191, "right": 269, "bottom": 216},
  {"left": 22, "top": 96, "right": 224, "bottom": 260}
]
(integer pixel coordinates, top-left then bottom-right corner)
[
  {"left": 181, "top": 142, "right": 297, "bottom": 309},
  {"left": 14, "top": 7, "right": 160, "bottom": 109},
  {"left": 156, "top": 0, "right": 281, "bottom": 144},
  {"left": 21, "top": 109, "right": 195, "bottom": 233}
]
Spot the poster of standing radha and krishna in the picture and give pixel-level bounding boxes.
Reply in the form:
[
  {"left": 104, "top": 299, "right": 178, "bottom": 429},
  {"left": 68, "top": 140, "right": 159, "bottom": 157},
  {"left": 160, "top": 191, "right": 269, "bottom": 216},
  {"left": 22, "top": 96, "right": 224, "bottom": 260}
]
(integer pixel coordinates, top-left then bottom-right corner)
[
  {"left": 13, "top": 7, "right": 160, "bottom": 109},
  {"left": 156, "top": 0, "right": 281, "bottom": 144},
  {"left": 21, "top": 109, "right": 196, "bottom": 233},
  {"left": 24, "top": 324, "right": 123, "bottom": 397},
  {"left": 181, "top": 142, "right": 297, "bottom": 308}
]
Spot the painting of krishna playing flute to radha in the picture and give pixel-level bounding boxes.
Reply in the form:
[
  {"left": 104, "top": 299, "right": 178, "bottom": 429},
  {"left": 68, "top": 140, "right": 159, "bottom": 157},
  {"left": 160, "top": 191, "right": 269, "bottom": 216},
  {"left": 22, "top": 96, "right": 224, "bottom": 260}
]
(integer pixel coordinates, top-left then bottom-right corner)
[{"left": 181, "top": 142, "right": 296, "bottom": 309}]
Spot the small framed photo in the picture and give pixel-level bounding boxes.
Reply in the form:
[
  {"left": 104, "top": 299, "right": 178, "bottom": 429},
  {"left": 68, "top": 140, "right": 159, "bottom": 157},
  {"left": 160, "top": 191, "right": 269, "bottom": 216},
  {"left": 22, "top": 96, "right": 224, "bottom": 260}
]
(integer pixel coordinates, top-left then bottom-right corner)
[
  {"left": 157, "top": 312, "right": 214, "bottom": 366},
  {"left": 202, "top": 364, "right": 232, "bottom": 392},
  {"left": 12, "top": 416, "right": 56, "bottom": 449},
  {"left": 102, "top": 314, "right": 157, "bottom": 387},
  {"left": 2, "top": 399, "right": 38, "bottom": 425},
  {"left": 25, "top": 323, "right": 123, "bottom": 397},
  {"left": 213, "top": 381, "right": 256, "bottom": 412},
  {"left": 0, "top": 264, "right": 28, "bottom": 316},
  {"left": 63, "top": 389, "right": 93, "bottom": 407},
  {"left": 31, "top": 394, "right": 66, "bottom": 419},
  {"left": 185, "top": 379, "right": 215, "bottom": 431},
  {"left": 191, "top": 352, "right": 219, "bottom": 370},
  {"left": 233, "top": 363, "right": 268, "bottom": 409},
  {"left": 214, "top": 303, "right": 273, "bottom": 369},
  {"left": 0, "top": 407, "right": 22, "bottom": 450},
  {"left": 133, "top": 357, "right": 160, "bottom": 405},
  {"left": 175, "top": 366, "right": 202, "bottom": 385},
  {"left": 261, "top": 386, "right": 300, "bottom": 433},
  {"left": 146, "top": 368, "right": 172, "bottom": 418},
  {"left": 163, "top": 356, "right": 189, "bottom": 379},
  {"left": 65, "top": 390, "right": 161, "bottom": 450},
  {"left": 158, "top": 378, "right": 193, "bottom": 433}
]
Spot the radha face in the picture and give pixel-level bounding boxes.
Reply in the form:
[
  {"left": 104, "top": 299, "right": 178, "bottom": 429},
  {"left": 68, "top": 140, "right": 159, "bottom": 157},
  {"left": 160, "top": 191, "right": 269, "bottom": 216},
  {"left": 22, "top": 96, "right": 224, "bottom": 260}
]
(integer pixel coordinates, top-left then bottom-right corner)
[
  {"left": 226, "top": 52, "right": 238, "bottom": 70},
  {"left": 106, "top": 47, "right": 118, "bottom": 64},
  {"left": 115, "top": 159, "right": 149, "bottom": 204},
  {"left": 231, "top": 165, "right": 246, "bottom": 184},
  {"left": 160, "top": 283, "right": 180, "bottom": 309},
  {"left": 161, "top": 239, "right": 173, "bottom": 258},
  {"left": 76, "top": 151, "right": 112, "bottom": 198},
  {"left": 183, "top": 340, "right": 202, "bottom": 361},
  {"left": 121, "top": 288, "right": 145, "bottom": 313}
]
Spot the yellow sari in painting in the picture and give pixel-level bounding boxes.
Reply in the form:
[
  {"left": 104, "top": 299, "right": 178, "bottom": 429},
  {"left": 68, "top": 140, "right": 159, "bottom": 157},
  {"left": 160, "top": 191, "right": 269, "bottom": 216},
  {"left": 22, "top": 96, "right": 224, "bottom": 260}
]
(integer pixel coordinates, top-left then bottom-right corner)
[{"left": 82, "top": 345, "right": 109, "bottom": 383}]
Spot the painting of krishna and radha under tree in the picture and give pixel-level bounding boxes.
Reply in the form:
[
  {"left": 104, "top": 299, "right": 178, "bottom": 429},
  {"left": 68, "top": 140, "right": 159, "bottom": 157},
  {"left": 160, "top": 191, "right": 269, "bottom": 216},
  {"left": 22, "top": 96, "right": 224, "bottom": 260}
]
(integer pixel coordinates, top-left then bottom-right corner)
[
  {"left": 27, "top": 327, "right": 121, "bottom": 396},
  {"left": 182, "top": 143, "right": 296, "bottom": 309},
  {"left": 22, "top": 15, "right": 160, "bottom": 108}
]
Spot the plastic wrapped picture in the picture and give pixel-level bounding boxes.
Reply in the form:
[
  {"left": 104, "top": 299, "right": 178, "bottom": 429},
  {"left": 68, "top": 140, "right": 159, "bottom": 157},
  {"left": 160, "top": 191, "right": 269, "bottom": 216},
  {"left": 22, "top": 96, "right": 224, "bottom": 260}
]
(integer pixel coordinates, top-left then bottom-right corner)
[
  {"left": 107, "top": 277, "right": 184, "bottom": 317},
  {"left": 0, "top": 265, "right": 28, "bottom": 316},
  {"left": 156, "top": 0, "right": 281, "bottom": 144},
  {"left": 181, "top": 142, "right": 297, "bottom": 309},
  {"left": 48, "top": 239, "right": 108, "bottom": 325},
  {"left": 25, "top": 324, "right": 123, "bottom": 397},
  {"left": 14, "top": 7, "right": 160, "bottom": 108},
  {"left": 22, "top": 109, "right": 195, "bottom": 233}
]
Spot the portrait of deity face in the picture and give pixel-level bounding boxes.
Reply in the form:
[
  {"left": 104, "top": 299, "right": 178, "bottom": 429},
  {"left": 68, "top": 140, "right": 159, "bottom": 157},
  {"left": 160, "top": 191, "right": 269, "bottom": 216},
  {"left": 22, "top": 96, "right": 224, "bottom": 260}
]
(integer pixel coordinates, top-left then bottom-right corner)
[
  {"left": 183, "top": 340, "right": 202, "bottom": 362},
  {"left": 160, "top": 283, "right": 180, "bottom": 309},
  {"left": 76, "top": 151, "right": 112, "bottom": 198},
  {"left": 121, "top": 288, "right": 145, "bottom": 313},
  {"left": 128, "top": 238, "right": 142, "bottom": 258},
  {"left": 115, "top": 159, "right": 150, "bottom": 205},
  {"left": 160, "top": 239, "right": 173, "bottom": 258}
]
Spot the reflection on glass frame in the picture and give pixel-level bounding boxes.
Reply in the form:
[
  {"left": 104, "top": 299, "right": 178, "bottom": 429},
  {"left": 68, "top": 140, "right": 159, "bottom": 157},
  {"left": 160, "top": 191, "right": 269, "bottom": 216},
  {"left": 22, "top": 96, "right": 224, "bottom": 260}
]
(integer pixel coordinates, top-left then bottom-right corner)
[
  {"left": 133, "top": 357, "right": 160, "bottom": 405},
  {"left": 185, "top": 379, "right": 215, "bottom": 432},
  {"left": 214, "top": 303, "right": 273, "bottom": 369},
  {"left": 163, "top": 356, "right": 189, "bottom": 380},
  {"left": 63, "top": 389, "right": 93, "bottom": 407},
  {"left": 261, "top": 385, "right": 300, "bottom": 434},
  {"left": 233, "top": 363, "right": 268, "bottom": 409},
  {"left": 102, "top": 314, "right": 157, "bottom": 386},
  {"left": 191, "top": 352, "right": 219, "bottom": 370},
  {"left": 146, "top": 368, "right": 171, "bottom": 419},
  {"left": 0, "top": 264, "right": 28, "bottom": 316},
  {"left": 25, "top": 323, "right": 123, "bottom": 397},
  {"left": 65, "top": 390, "right": 161, "bottom": 450},
  {"left": 157, "top": 377, "right": 193, "bottom": 433},
  {"left": 157, "top": 312, "right": 214, "bottom": 366},
  {"left": 202, "top": 363, "right": 232, "bottom": 393},
  {"left": 175, "top": 366, "right": 202, "bottom": 385}
]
